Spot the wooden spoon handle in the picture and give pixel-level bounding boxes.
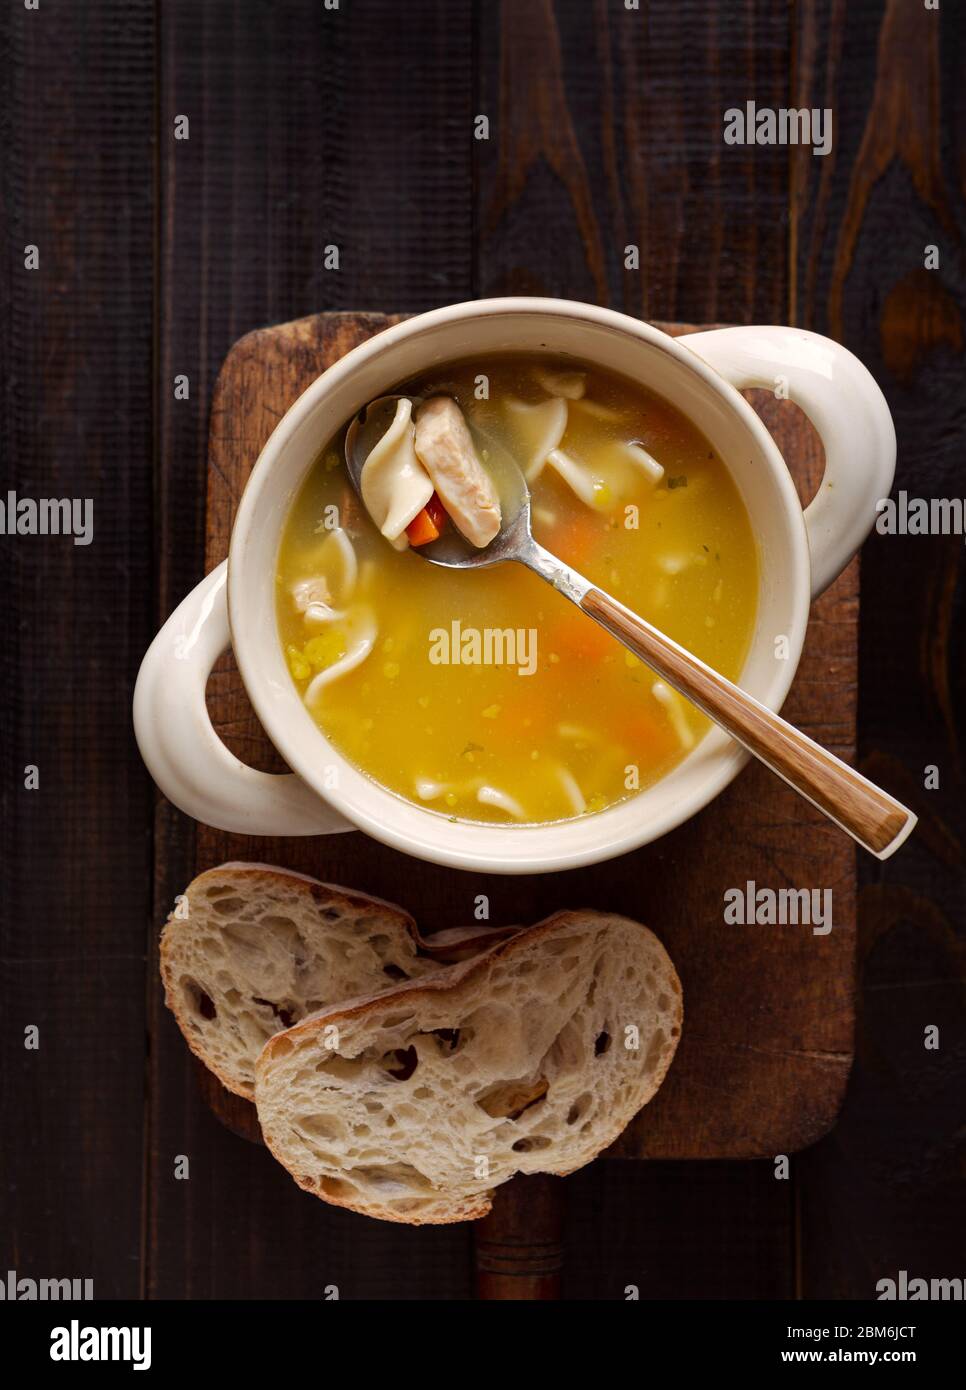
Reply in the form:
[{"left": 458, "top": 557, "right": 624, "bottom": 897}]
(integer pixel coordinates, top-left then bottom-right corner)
[{"left": 580, "top": 586, "right": 915, "bottom": 859}]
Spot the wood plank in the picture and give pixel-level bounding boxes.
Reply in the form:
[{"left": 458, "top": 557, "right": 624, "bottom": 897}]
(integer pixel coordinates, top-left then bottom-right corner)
[
  {"left": 474, "top": 0, "right": 790, "bottom": 322},
  {"left": 149, "top": 0, "right": 475, "bottom": 1300},
  {"left": 471, "top": 0, "right": 799, "bottom": 1302},
  {"left": 633, "top": 0, "right": 791, "bottom": 324},
  {"left": 565, "top": 1159, "right": 793, "bottom": 1298},
  {"left": 0, "top": 1, "right": 156, "bottom": 1297},
  {"left": 792, "top": 0, "right": 966, "bottom": 1299}
]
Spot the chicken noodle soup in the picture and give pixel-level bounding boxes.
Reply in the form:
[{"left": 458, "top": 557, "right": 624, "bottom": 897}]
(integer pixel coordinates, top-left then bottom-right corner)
[{"left": 276, "top": 356, "right": 759, "bottom": 824}]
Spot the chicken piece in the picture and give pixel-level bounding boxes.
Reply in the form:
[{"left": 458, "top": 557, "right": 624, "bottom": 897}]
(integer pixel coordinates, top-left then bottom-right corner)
[
  {"left": 291, "top": 576, "right": 345, "bottom": 625},
  {"left": 534, "top": 366, "right": 586, "bottom": 400},
  {"left": 291, "top": 577, "right": 332, "bottom": 613},
  {"left": 413, "top": 397, "right": 502, "bottom": 547}
]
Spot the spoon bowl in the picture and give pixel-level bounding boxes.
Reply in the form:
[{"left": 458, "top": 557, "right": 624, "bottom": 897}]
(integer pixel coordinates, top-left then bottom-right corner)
[{"left": 345, "top": 394, "right": 533, "bottom": 570}]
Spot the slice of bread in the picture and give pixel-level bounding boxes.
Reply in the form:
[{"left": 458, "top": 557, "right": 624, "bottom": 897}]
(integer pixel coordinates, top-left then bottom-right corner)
[
  {"left": 161, "top": 863, "right": 508, "bottom": 1100},
  {"left": 255, "top": 909, "right": 682, "bottom": 1224}
]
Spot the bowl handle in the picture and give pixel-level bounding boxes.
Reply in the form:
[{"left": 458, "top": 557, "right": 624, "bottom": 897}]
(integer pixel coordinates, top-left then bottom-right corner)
[
  {"left": 681, "top": 326, "right": 896, "bottom": 597},
  {"left": 133, "top": 561, "right": 354, "bottom": 836}
]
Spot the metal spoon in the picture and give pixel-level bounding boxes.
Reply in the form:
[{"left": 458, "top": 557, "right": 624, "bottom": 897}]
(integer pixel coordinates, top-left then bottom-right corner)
[{"left": 346, "top": 395, "right": 916, "bottom": 859}]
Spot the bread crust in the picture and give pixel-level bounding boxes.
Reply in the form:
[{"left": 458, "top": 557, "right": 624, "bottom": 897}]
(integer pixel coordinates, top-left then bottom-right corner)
[
  {"left": 256, "top": 909, "right": 683, "bottom": 1224},
  {"left": 161, "top": 863, "right": 516, "bottom": 1099}
]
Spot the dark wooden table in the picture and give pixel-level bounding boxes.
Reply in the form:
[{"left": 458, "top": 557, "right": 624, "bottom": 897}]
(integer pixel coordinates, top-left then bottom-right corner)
[{"left": 1, "top": 0, "right": 963, "bottom": 1300}]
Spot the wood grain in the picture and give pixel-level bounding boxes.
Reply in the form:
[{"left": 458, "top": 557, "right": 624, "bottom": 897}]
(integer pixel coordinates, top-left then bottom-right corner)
[
  {"left": 792, "top": 0, "right": 966, "bottom": 1299},
  {"left": 470, "top": 1, "right": 805, "bottom": 1299},
  {"left": 564, "top": 1158, "right": 794, "bottom": 1299},
  {"left": 0, "top": 0, "right": 156, "bottom": 1299},
  {"left": 474, "top": 1175, "right": 564, "bottom": 1300},
  {"left": 148, "top": 0, "right": 476, "bottom": 1301},
  {"left": 195, "top": 309, "right": 857, "bottom": 1168},
  {"left": 4, "top": 0, "right": 959, "bottom": 1306},
  {"left": 474, "top": 1, "right": 790, "bottom": 320}
]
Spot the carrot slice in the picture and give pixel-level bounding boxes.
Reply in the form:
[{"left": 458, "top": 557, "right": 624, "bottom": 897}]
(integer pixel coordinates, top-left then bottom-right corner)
[
  {"left": 538, "top": 508, "right": 606, "bottom": 568},
  {"left": 406, "top": 506, "right": 440, "bottom": 546},
  {"left": 406, "top": 492, "right": 448, "bottom": 546}
]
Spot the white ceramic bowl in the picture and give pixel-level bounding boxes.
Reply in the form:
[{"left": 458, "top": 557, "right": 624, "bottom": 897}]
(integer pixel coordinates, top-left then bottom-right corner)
[{"left": 134, "top": 298, "right": 895, "bottom": 873}]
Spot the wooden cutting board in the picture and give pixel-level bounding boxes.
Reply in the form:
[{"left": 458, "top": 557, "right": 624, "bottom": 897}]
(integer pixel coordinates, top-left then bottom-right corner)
[{"left": 197, "top": 310, "right": 856, "bottom": 1160}]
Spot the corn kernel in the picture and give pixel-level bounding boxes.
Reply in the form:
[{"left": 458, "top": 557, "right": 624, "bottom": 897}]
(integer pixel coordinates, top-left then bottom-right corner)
[
  {"left": 285, "top": 645, "right": 311, "bottom": 681},
  {"left": 304, "top": 630, "right": 346, "bottom": 670}
]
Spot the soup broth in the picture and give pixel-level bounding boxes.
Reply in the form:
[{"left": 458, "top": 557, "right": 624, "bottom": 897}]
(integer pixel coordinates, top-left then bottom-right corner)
[{"left": 276, "top": 355, "right": 758, "bottom": 824}]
